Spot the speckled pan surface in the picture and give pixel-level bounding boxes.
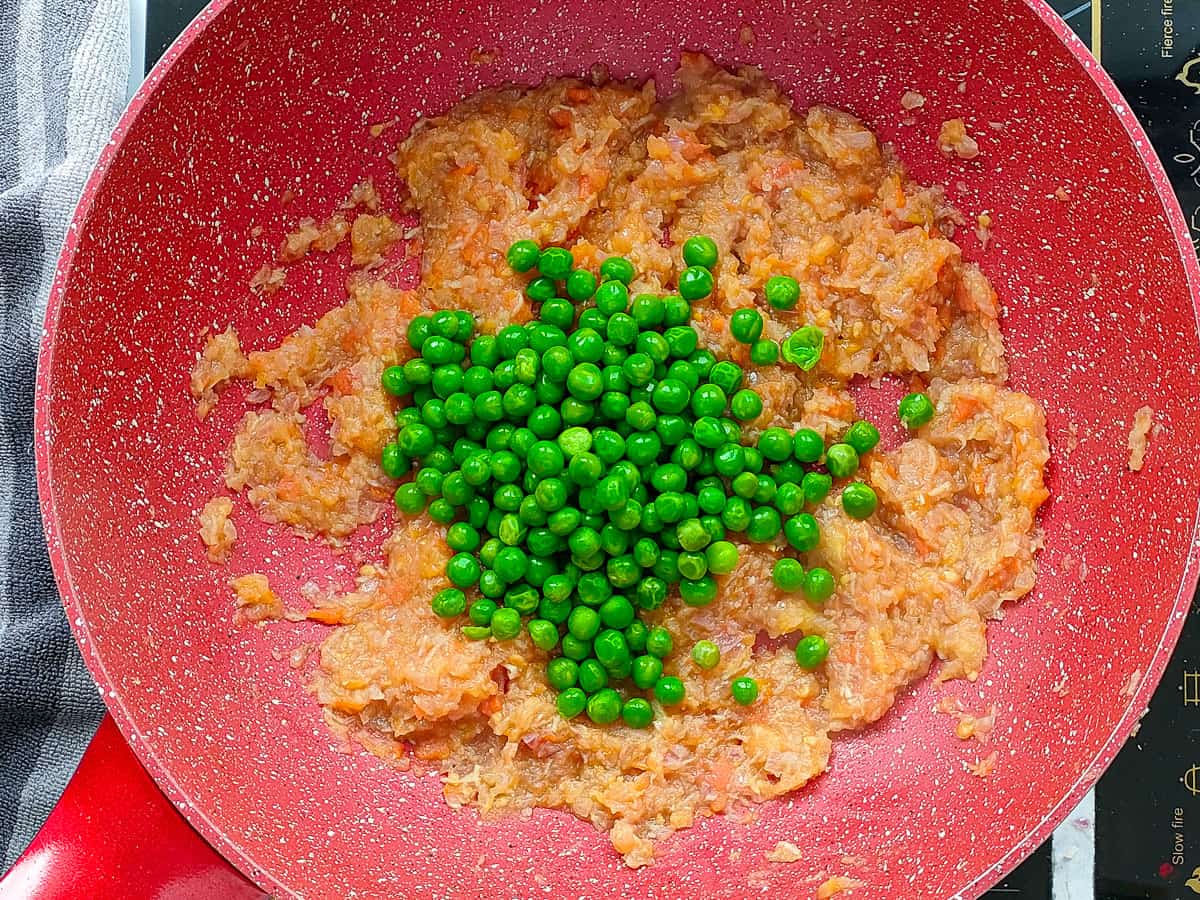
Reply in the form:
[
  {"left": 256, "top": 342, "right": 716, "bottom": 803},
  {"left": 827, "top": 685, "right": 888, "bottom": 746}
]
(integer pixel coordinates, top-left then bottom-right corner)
[{"left": 34, "top": 0, "right": 1200, "bottom": 897}]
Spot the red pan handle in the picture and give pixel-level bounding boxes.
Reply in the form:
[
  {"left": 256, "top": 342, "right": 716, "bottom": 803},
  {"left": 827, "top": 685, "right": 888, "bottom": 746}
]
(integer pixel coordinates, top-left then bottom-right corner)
[{"left": 0, "top": 714, "right": 262, "bottom": 900}]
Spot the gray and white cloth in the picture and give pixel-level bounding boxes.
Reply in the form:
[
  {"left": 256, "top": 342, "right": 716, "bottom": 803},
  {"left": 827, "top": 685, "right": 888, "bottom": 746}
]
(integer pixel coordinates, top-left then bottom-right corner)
[{"left": 0, "top": 0, "right": 128, "bottom": 868}]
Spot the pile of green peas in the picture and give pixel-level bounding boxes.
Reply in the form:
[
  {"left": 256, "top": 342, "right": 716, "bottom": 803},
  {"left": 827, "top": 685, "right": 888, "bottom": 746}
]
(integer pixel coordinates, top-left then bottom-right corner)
[{"left": 377, "top": 235, "right": 920, "bottom": 725}]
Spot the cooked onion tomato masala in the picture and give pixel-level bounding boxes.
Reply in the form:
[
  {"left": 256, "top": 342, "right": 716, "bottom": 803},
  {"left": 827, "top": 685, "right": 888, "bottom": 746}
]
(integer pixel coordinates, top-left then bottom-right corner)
[{"left": 194, "top": 54, "right": 1049, "bottom": 867}]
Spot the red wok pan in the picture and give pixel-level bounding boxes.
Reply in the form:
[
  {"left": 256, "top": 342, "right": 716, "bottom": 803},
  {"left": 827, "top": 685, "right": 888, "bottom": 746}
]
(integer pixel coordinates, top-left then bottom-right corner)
[{"left": 10, "top": 0, "right": 1200, "bottom": 897}]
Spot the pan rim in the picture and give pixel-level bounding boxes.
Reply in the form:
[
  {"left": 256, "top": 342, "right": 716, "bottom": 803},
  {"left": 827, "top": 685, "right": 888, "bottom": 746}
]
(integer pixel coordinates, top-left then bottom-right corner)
[{"left": 32, "top": 1, "right": 1200, "bottom": 897}]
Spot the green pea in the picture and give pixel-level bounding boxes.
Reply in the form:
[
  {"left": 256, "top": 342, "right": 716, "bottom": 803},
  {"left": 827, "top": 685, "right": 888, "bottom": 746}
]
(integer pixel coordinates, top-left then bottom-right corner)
[
  {"left": 407, "top": 316, "right": 432, "bottom": 352},
  {"left": 462, "top": 625, "right": 492, "bottom": 641},
  {"left": 772, "top": 482, "right": 803, "bottom": 517},
  {"left": 802, "top": 471, "right": 833, "bottom": 505},
  {"left": 599, "top": 256, "right": 635, "bottom": 284},
  {"left": 663, "top": 326, "right": 698, "bottom": 359},
  {"left": 561, "top": 635, "right": 592, "bottom": 661},
  {"left": 422, "top": 335, "right": 462, "bottom": 366},
  {"left": 566, "top": 268, "right": 597, "bottom": 302},
  {"left": 402, "top": 358, "right": 432, "bottom": 388},
  {"left": 446, "top": 553, "right": 481, "bottom": 588},
  {"left": 565, "top": 363, "right": 603, "bottom": 401},
  {"left": 598, "top": 391, "right": 629, "bottom": 421},
  {"left": 379, "top": 443, "right": 407, "bottom": 480},
  {"left": 528, "top": 619, "right": 560, "bottom": 652},
  {"left": 397, "top": 423, "right": 435, "bottom": 458},
  {"left": 569, "top": 527, "right": 602, "bottom": 562},
  {"left": 635, "top": 576, "right": 668, "bottom": 610},
  {"left": 721, "top": 496, "right": 752, "bottom": 532},
  {"left": 602, "top": 312, "right": 637, "bottom": 347},
  {"left": 730, "top": 677, "right": 759, "bottom": 705},
  {"left": 686, "top": 383, "right": 724, "bottom": 418},
  {"left": 593, "top": 629, "right": 631, "bottom": 671},
  {"left": 804, "top": 567, "right": 836, "bottom": 604},
  {"left": 787, "top": 428, "right": 821, "bottom": 464},
  {"left": 621, "top": 697, "right": 654, "bottom": 729},
  {"left": 653, "top": 675, "right": 686, "bottom": 706},
  {"left": 537, "top": 595, "right": 571, "bottom": 627},
  {"left": 680, "top": 576, "right": 718, "bottom": 607},
  {"left": 781, "top": 325, "right": 824, "bottom": 371},
  {"left": 537, "top": 246, "right": 573, "bottom": 280},
  {"left": 632, "top": 654, "right": 664, "bottom": 689},
  {"left": 465, "top": 599, "right": 496, "bottom": 626},
  {"left": 752, "top": 474, "right": 778, "bottom": 505},
  {"left": 598, "top": 596, "right": 635, "bottom": 630},
  {"left": 577, "top": 308, "right": 608, "bottom": 331},
  {"left": 491, "top": 546, "right": 527, "bottom": 582},
  {"left": 764, "top": 274, "right": 800, "bottom": 310},
  {"left": 705, "top": 540, "right": 739, "bottom": 575},
  {"left": 845, "top": 420, "right": 880, "bottom": 455},
  {"left": 795, "top": 634, "right": 830, "bottom": 669},
  {"left": 546, "top": 657, "right": 579, "bottom": 691},
  {"left": 898, "top": 392, "right": 935, "bottom": 429},
  {"left": 619, "top": 352, "right": 653, "bottom": 388},
  {"left": 624, "top": 620, "right": 648, "bottom": 653},
  {"left": 746, "top": 507, "right": 782, "bottom": 543},
  {"left": 525, "top": 278, "right": 556, "bottom": 307},
  {"left": 429, "top": 310, "right": 459, "bottom": 339},
  {"left": 784, "top": 513, "right": 820, "bottom": 552},
  {"left": 527, "top": 322, "right": 566, "bottom": 353},
  {"left": 678, "top": 266, "right": 713, "bottom": 301},
  {"left": 841, "top": 482, "right": 878, "bottom": 520},
  {"left": 646, "top": 626, "right": 673, "bottom": 659},
  {"left": 445, "top": 522, "right": 480, "bottom": 552},
  {"left": 478, "top": 569, "right": 506, "bottom": 599},
  {"left": 606, "top": 555, "right": 641, "bottom": 589},
  {"left": 594, "top": 280, "right": 629, "bottom": 315},
  {"left": 688, "top": 348, "right": 717, "bottom": 377},
  {"left": 649, "top": 379, "right": 688, "bottom": 415},
  {"left": 731, "top": 471, "right": 758, "bottom": 500},
  {"left": 431, "top": 588, "right": 466, "bottom": 618},
  {"left": 729, "top": 308, "right": 764, "bottom": 344},
  {"left": 525, "top": 556, "right": 556, "bottom": 588},
  {"left": 691, "top": 640, "right": 720, "bottom": 670},
  {"left": 473, "top": 390, "right": 504, "bottom": 422},
  {"left": 681, "top": 235, "right": 718, "bottom": 269},
  {"left": 749, "top": 339, "right": 779, "bottom": 366},
  {"left": 586, "top": 688, "right": 622, "bottom": 724},
  {"left": 380, "top": 365, "right": 410, "bottom": 397},
  {"left": 490, "top": 607, "right": 522, "bottom": 640},
  {"left": 577, "top": 658, "right": 609, "bottom": 693},
  {"left": 651, "top": 414, "right": 686, "bottom": 446},
  {"left": 568, "top": 606, "right": 601, "bottom": 641},
  {"left": 557, "top": 687, "right": 587, "bottom": 718},
  {"left": 441, "top": 471, "right": 475, "bottom": 506},
  {"left": 596, "top": 476, "right": 630, "bottom": 511},
  {"left": 506, "top": 239, "right": 540, "bottom": 272},
  {"left": 710, "top": 443, "right": 743, "bottom": 478},
  {"left": 757, "top": 427, "right": 793, "bottom": 462},
  {"left": 624, "top": 431, "right": 662, "bottom": 465},
  {"left": 708, "top": 360, "right": 743, "bottom": 395},
  {"left": 630, "top": 294, "right": 666, "bottom": 328},
  {"left": 698, "top": 484, "right": 727, "bottom": 515},
  {"left": 540, "top": 297, "right": 575, "bottom": 330},
  {"left": 471, "top": 334, "right": 501, "bottom": 368},
  {"left": 772, "top": 558, "right": 806, "bottom": 592},
  {"left": 675, "top": 519, "right": 709, "bottom": 553},
  {"left": 677, "top": 550, "right": 708, "bottom": 580},
  {"left": 825, "top": 443, "right": 859, "bottom": 479},
  {"left": 662, "top": 295, "right": 691, "bottom": 326}
]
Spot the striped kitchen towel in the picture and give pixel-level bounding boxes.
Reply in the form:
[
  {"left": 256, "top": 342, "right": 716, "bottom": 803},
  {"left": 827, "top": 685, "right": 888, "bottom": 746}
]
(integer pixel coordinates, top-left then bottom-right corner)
[{"left": 0, "top": 0, "right": 127, "bottom": 867}]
